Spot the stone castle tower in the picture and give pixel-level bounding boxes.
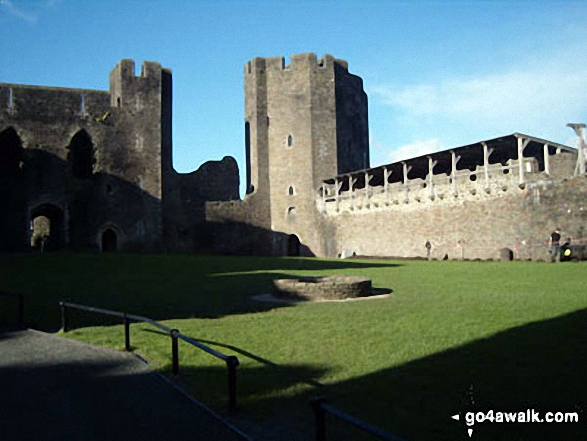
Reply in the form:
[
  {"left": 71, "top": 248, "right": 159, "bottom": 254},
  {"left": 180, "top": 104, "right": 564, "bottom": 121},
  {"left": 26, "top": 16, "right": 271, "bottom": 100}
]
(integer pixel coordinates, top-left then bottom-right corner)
[
  {"left": 0, "top": 58, "right": 238, "bottom": 254},
  {"left": 208, "top": 53, "right": 369, "bottom": 256},
  {"left": 0, "top": 60, "right": 173, "bottom": 252},
  {"left": 108, "top": 59, "right": 173, "bottom": 202}
]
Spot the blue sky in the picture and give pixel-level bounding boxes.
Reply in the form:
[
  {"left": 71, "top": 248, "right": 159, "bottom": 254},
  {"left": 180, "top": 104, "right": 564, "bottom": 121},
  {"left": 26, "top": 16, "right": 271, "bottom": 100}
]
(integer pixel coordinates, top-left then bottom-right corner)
[{"left": 2, "top": 0, "right": 587, "bottom": 194}]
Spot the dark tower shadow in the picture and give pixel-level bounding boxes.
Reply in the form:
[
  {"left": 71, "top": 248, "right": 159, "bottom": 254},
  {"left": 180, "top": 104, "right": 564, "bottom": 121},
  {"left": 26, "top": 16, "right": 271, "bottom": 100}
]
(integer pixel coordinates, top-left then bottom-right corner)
[{"left": 0, "top": 127, "right": 26, "bottom": 251}]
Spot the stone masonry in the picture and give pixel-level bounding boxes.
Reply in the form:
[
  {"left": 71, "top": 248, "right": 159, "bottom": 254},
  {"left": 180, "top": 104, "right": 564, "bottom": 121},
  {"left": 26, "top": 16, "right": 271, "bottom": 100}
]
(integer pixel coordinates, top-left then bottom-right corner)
[
  {"left": 206, "top": 53, "right": 369, "bottom": 256},
  {"left": 1, "top": 53, "right": 584, "bottom": 260},
  {"left": 206, "top": 53, "right": 585, "bottom": 261},
  {"left": 0, "top": 60, "right": 237, "bottom": 253},
  {"left": 271, "top": 276, "right": 372, "bottom": 301}
]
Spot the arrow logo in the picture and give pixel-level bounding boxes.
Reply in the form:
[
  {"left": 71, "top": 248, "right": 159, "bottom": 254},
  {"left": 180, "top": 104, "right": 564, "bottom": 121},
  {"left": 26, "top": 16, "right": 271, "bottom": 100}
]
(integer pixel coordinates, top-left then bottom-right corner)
[{"left": 451, "top": 414, "right": 473, "bottom": 437}]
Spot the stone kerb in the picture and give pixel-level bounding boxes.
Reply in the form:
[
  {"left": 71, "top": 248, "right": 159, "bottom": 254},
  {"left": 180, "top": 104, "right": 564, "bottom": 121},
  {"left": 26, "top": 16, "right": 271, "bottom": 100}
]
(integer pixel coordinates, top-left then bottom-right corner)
[{"left": 271, "top": 276, "right": 372, "bottom": 301}]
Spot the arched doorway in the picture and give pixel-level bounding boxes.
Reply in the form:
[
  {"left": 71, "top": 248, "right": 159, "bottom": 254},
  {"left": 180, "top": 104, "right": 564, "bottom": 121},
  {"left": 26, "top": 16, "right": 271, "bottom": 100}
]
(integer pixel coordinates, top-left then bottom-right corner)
[
  {"left": 287, "top": 234, "right": 301, "bottom": 256},
  {"left": 67, "top": 130, "right": 95, "bottom": 179},
  {"left": 0, "top": 127, "right": 22, "bottom": 174},
  {"left": 0, "top": 127, "right": 26, "bottom": 251},
  {"left": 30, "top": 204, "right": 65, "bottom": 251},
  {"left": 101, "top": 228, "right": 118, "bottom": 252}
]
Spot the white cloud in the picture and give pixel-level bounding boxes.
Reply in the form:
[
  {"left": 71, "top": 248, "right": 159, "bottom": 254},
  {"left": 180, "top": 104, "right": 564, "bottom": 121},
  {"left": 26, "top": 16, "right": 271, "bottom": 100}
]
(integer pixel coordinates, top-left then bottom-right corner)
[
  {"left": 371, "top": 39, "right": 587, "bottom": 161},
  {"left": 0, "top": 0, "right": 37, "bottom": 23},
  {"left": 387, "top": 138, "right": 447, "bottom": 164},
  {"left": 369, "top": 136, "right": 388, "bottom": 151},
  {"left": 374, "top": 67, "right": 587, "bottom": 126}
]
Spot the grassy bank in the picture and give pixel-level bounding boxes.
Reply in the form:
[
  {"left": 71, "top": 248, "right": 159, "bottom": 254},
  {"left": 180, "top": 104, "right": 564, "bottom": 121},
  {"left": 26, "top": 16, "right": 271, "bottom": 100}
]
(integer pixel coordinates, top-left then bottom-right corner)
[{"left": 1, "top": 253, "right": 585, "bottom": 440}]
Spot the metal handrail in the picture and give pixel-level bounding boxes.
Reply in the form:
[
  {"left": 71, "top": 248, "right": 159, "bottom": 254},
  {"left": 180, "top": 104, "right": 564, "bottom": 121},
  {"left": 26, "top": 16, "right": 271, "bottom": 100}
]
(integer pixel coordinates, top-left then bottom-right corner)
[
  {"left": 0, "top": 291, "right": 24, "bottom": 326},
  {"left": 60, "top": 300, "right": 239, "bottom": 412},
  {"left": 310, "top": 397, "right": 405, "bottom": 441},
  {"left": 61, "top": 301, "right": 172, "bottom": 332},
  {"left": 178, "top": 333, "right": 232, "bottom": 362}
]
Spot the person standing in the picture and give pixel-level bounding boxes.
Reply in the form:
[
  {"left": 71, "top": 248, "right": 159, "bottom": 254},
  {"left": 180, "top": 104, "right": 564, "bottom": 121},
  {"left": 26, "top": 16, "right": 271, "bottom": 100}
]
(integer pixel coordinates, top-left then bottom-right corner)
[{"left": 549, "top": 228, "right": 562, "bottom": 262}]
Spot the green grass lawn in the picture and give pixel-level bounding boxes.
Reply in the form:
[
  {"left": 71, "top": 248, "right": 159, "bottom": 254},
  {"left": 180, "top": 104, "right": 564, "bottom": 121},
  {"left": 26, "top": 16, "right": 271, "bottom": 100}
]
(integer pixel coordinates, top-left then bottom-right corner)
[{"left": 1, "top": 253, "right": 586, "bottom": 440}]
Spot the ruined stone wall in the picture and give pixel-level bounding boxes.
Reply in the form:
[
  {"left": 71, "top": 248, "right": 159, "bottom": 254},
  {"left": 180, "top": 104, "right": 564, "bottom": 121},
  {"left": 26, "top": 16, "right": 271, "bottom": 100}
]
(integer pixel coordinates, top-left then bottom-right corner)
[
  {"left": 321, "top": 154, "right": 584, "bottom": 261},
  {"left": 0, "top": 59, "right": 169, "bottom": 252},
  {"left": 164, "top": 157, "right": 239, "bottom": 252},
  {"left": 205, "top": 198, "right": 273, "bottom": 255}
]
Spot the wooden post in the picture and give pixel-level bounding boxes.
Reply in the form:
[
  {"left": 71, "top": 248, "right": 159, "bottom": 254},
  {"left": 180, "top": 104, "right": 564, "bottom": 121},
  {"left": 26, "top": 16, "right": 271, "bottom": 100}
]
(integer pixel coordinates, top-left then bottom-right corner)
[
  {"left": 334, "top": 178, "right": 340, "bottom": 211},
  {"left": 428, "top": 156, "right": 437, "bottom": 198},
  {"left": 383, "top": 167, "right": 390, "bottom": 204},
  {"left": 451, "top": 150, "right": 460, "bottom": 195},
  {"left": 578, "top": 138, "right": 586, "bottom": 176},
  {"left": 517, "top": 137, "right": 524, "bottom": 184},
  {"left": 402, "top": 162, "right": 412, "bottom": 201},
  {"left": 517, "top": 137, "right": 530, "bottom": 185},
  {"left": 338, "top": 179, "right": 343, "bottom": 210},
  {"left": 481, "top": 142, "right": 493, "bottom": 191},
  {"left": 543, "top": 143, "right": 550, "bottom": 176},
  {"left": 350, "top": 176, "right": 357, "bottom": 210}
]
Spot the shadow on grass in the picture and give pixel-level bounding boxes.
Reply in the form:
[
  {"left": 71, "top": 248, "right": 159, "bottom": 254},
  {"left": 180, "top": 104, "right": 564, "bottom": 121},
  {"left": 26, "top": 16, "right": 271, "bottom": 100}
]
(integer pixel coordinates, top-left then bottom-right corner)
[
  {"left": 0, "top": 253, "right": 400, "bottom": 331},
  {"left": 159, "top": 362, "right": 330, "bottom": 414},
  {"left": 141, "top": 327, "right": 328, "bottom": 392},
  {"left": 168, "top": 309, "right": 587, "bottom": 441},
  {"left": 310, "top": 309, "right": 587, "bottom": 440}
]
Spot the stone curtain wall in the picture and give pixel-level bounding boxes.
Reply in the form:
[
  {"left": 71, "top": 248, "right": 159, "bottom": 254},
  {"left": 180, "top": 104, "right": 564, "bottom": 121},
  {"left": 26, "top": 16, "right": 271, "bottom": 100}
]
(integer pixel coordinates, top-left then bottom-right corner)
[
  {"left": 205, "top": 199, "right": 273, "bottom": 255},
  {"left": 164, "top": 157, "right": 240, "bottom": 252},
  {"left": 324, "top": 173, "right": 587, "bottom": 261}
]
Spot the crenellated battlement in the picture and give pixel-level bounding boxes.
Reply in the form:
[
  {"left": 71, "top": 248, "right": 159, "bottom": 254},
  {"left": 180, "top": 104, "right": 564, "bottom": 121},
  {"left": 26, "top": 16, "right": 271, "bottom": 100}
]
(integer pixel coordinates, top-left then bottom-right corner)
[
  {"left": 111, "top": 59, "right": 136, "bottom": 79},
  {"left": 320, "top": 159, "right": 528, "bottom": 216},
  {"left": 109, "top": 59, "right": 163, "bottom": 79},
  {"left": 109, "top": 59, "right": 167, "bottom": 109},
  {"left": 244, "top": 53, "right": 349, "bottom": 75},
  {"left": 317, "top": 134, "right": 578, "bottom": 216},
  {"left": 244, "top": 57, "right": 266, "bottom": 75}
]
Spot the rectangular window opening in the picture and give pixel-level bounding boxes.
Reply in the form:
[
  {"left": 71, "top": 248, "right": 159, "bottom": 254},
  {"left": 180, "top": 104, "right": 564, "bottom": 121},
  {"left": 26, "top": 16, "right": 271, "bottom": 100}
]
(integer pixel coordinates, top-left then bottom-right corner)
[
  {"left": 8, "top": 88, "right": 13, "bottom": 111},
  {"left": 80, "top": 93, "right": 86, "bottom": 116}
]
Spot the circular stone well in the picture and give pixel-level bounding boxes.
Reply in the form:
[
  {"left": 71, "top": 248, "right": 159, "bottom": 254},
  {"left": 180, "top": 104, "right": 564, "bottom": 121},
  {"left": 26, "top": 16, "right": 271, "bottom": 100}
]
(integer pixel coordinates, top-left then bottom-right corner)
[{"left": 271, "top": 276, "right": 372, "bottom": 301}]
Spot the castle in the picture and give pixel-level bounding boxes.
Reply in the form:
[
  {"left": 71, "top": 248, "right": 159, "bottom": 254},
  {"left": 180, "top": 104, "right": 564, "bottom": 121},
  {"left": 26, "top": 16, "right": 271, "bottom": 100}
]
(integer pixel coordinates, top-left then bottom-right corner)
[{"left": 1, "top": 54, "right": 585, "bottom": 261}]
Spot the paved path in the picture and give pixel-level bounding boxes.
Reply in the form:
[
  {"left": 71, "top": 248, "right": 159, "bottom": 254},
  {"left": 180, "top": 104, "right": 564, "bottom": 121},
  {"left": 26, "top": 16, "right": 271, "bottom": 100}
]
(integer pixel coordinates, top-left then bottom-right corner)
[{"left": 0, "top": 328, "right": 252, "bottom": 441}]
